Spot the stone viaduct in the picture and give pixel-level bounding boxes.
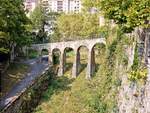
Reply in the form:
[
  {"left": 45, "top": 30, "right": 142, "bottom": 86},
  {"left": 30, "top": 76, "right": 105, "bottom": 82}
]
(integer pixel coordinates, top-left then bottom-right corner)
[{"left": 31, "top": 38, "right": 106, "bottom": 79}]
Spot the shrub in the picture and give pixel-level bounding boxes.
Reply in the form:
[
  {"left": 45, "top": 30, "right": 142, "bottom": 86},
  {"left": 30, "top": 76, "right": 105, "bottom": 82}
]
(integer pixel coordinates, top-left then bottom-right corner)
[{"left": 128, "top": 68, "right": 148, "bottom": 81}]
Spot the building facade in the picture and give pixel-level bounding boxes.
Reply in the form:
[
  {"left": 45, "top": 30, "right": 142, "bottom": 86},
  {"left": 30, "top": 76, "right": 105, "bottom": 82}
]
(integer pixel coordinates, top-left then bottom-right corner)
[
  {"left": 40, "top": 0, "right": 82, "bottom": 13},
  {"left": 39, "top": 0, "right": 82, "bottom": 35},
  {"left": 24, "top": 0, "right": 38, "bottom": 16}
]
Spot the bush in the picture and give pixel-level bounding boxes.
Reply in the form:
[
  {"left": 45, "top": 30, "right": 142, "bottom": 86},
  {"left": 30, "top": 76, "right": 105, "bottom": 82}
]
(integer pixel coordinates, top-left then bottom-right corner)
[
  {"left": 28, "top": 49, "right": 38, "bottom": 59},
  {"left": 128, "top": 68, "right": 148, "bottom": 81}
]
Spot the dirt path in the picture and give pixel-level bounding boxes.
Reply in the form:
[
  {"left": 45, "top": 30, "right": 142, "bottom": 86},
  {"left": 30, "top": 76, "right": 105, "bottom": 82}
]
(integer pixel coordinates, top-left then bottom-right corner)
[{"left": 0, "top": 58, "right": 49, "bottom": 110}]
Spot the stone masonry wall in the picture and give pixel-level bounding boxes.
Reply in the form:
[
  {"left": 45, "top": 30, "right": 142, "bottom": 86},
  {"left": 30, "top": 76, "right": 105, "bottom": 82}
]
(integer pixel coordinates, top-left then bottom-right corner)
[{"left": 118, "top": 33, "right": 150, "bottom": 113}]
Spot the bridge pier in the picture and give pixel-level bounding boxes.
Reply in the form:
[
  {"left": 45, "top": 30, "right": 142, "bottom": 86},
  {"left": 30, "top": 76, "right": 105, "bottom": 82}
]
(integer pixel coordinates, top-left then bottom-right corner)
[
  {"left": 58, "top": 51, "right": 66, "bottom": 76},
  {"left": 72, "top": 50, "right": 80, "bottom": 78},
  {"left": 48, "top": 52, "right": 52, "bottom": 65},
  {"left": 86, "top": 49, "right": 95, "bottom": 79}
]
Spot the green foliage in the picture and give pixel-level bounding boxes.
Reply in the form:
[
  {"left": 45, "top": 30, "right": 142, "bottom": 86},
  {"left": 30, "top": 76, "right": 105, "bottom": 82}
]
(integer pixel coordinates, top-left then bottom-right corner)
[
  {"left": 66, "top": 51, "right": 75, "bottom": 57},
  {"left": 30, "top": 5, "right": 60, "bottom": 43},
  {"left": 54, "top": 13, "right": 100, "bottom": 41},
  {"left": 99, "top": 26, "right": 109, "bottom": 38},
  {"left": 128, "top": 43, "right": 148, "bottom": 81},
  {"left": 30, "top": 5, "right": 46, "bottom": 30},
  {"left": 56, "top": 14, "right": 84, "bottom": 41},
  {"left": 30, "top": 5, "right": 47, "bottom": 43},
  {"left": 99, "top": 0, "right": 150, "bottom": 33},
  {"left": 0, "top": 47, "right": 9, "bottom": 54},
  {"left": 128, "top": 68, "right": 148, "bottom": 81},
  {"left": 0, "top": 32, "right": 9, "bottom": 53},
  {"left": 53, "top": 53, "right": 60, "bottom": 65},
  {"left": 0, "top": 0, "right": 31, "bottom": 54},
  {"left": 82, "top": 0, "right": 101, "bottom": 12},
  {"left": 28, "top": 49, "right": 38, "bottom": 59}
]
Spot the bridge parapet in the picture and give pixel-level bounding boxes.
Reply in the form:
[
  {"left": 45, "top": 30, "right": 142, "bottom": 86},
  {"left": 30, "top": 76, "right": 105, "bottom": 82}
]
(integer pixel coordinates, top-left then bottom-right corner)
[{"left": 31, "top": 38, "right": 106, "bottom": 53}]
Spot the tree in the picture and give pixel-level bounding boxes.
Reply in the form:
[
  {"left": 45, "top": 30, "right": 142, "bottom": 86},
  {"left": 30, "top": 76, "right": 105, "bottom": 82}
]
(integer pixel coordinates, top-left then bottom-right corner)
[
  {"left": 82, "top": 0, "right": 150, "bottom": 65},
  {"left": 30, "top": 5, "right": 46, "bottom": 43},
  {"left": 99, "top": 0, "right": 150, "bottom": 32},
  {"left": 55, "top": 13, "right": 100, "bottom": 41},
  {"left": 82, "top": 0, "right": 101, "bottom": 12},
  {"left": 99, "top": 0, "right": 150, "bottom": 64},
  {"left": 30, "top": 5, "right": 46, "bottom": 30},
  {"left": 30, "top": 5, "right": 59, "bottom": 43},
  {"left": 0, "top": 0, "right": 31, "bottom": 56},
  {"left": 81, "top": 13, "right": 100, "bottom": 38},
  {"left": 56, "top": 14, "right": 83, "bottom": 41}
]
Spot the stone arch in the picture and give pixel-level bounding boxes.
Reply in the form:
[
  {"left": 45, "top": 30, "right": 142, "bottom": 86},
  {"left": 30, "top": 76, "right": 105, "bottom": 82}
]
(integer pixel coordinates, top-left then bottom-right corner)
[
  {"left": 30, "top": 38, "right": 106, "bottom": 78},
  {"left": 91, "top": 42, "right": 106, "bottom": 51},
  {"left": 77, "top": 45, "right": 89, "bottom": 65},
  {"left": 51, "top": 48, "right": 61, "bottom": 75},
  {"left": 72, "top": 45, "right": 89, "bottom": 78},
  {"left": 63, "top": 47, "right": 75, "bottom": 75},
  {"left": 41, "top": 48, "right": 49, "bottom": 62},
  {"left": 90, "top": 43, "right": 106, "bottom": 75},
  {"left": 41, "top": 48, "right": 49, "bottom": 55},
  {"left": 52, "top": 48, "right": 61, "bottom": 65}
]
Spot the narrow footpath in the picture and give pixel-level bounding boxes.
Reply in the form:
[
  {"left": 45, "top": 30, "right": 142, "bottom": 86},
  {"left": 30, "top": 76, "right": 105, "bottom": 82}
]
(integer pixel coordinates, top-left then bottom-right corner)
[{"left": 0, "top": 58, "right": 49, "bottom": 110}]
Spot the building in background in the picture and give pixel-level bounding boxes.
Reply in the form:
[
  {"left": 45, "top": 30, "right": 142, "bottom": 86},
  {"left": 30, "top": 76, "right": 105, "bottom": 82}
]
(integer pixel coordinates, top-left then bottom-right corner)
[
  {"left": 24, "top": 0, "right": 38, "bottom": 16},
  {"left": 38, "top": 0, "right": 82, "bottom": 36},
  {"left": 24, "top": 0, "right": 105, "bottom": 37},
  {"left": 40, "top": 0, "right": 82, "bottom": 14}
]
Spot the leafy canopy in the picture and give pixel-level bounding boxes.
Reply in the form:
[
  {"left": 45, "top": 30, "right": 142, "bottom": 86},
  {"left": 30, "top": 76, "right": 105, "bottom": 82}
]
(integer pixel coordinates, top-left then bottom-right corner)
[
  {"left": 100, "top": 0, "right": 150, "bottom": 32},
  {"left": 55, "top": 13, "right": 100, "bottom": 41},
  {"left": 0, "top": 0, "right": 31, "bottom": 53},
  {"left": 83, "top": 0, "right": 150, "bottom": 33}
]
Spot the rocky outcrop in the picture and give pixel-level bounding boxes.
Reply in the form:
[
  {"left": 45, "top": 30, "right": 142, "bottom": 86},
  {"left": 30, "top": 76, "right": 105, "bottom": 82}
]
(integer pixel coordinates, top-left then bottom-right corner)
[
  {"left": 118, "top": 67, "right": 150, "bottom": 113},
  {"left": 118, "top": 30, "right": 150, "bottom": 113}
]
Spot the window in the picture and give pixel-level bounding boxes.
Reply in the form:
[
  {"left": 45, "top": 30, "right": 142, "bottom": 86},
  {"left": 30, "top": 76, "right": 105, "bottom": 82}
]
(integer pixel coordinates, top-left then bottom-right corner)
[{"left": 57, "top": 1, "right": 63, "bottom": 12}]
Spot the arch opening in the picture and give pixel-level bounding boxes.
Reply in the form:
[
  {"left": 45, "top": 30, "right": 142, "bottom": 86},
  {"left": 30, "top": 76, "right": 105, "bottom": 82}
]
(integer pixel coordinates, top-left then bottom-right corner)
[
  {"left": 52, "top": 48, "right": 61, "bottom": 65},
  {"left": 41, "top": 49, "right": 49, "bottom": 62},
  {"left": 77, "top": 46, "right": 89, "bottom": 76},
  {"left": 52, "top": 48, "right": 61, "bottom": 74},
  {"left": 91, "top": 43, "right": 106, "bottom": 74},
  {"left": 28, "top": 49, "right": 39, "bottom": 59},
  {"left": 64, "top": 47, "right": 75, "bottom": 76}
]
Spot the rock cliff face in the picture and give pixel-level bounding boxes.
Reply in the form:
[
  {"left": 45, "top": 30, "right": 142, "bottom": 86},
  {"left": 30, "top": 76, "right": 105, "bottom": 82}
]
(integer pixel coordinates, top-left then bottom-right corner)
[
  {"left": 118, "top": 32, "right": 150, "bottom": 113},
  {"left": 118, "top": 67, "right": 150, "bottom": 113}
]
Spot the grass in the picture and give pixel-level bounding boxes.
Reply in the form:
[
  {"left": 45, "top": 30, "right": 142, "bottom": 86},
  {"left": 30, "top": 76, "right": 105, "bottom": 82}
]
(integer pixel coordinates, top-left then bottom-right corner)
[
  {"left": 0, "top": 63, "right": 29, "bottom": 98},
  {"left": 34, "top": 47, "right": 116, "bottom": 113}
]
